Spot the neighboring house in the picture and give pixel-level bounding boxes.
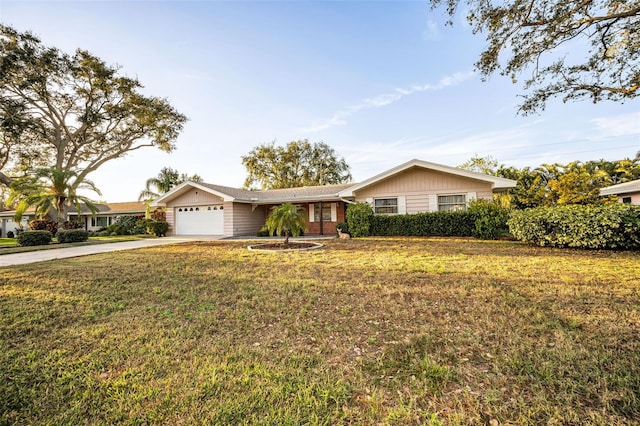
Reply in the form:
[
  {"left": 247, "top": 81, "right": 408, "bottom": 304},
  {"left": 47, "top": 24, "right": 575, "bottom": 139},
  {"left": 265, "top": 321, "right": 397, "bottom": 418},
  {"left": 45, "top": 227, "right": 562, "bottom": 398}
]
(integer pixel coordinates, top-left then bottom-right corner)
[
  {"left": 152, "top": 159, "right": 517, "bottom": 238},
  {"left": 0, "top": 201, "right": 146, "bottom": 237},
  {"left": 599, "top": 180, "right": 640, "bottom": 204}
]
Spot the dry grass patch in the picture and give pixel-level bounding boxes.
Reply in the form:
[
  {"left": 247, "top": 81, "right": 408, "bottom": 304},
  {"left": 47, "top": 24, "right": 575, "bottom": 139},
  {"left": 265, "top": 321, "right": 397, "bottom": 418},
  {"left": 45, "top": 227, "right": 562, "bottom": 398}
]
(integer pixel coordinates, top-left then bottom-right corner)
[{"left": 1, "top": 237, "right": 639, "bottom": 424}]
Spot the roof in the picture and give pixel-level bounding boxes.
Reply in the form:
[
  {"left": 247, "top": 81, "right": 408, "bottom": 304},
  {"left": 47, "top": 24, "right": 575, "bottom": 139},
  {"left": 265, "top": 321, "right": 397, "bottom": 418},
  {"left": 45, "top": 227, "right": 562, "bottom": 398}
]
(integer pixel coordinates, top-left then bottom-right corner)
[
  {"left": 153, "top": 159, "right": 518, "bottom": 206},
  {"left": 600, "top": 179, "right": 640, "bottom": 196},
  {"left": 337, "top": 159, "right": 517, "bottom": 197},
  {"left": 152, "top": 181, "right": 355, "bottom": 206}
]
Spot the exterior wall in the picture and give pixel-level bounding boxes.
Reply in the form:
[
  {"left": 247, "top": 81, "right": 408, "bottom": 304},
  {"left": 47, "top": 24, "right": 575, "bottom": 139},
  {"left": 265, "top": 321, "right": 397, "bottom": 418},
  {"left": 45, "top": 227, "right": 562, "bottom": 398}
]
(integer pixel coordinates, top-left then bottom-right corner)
[
  {"left": 169, "top": 188, "right": 225, "bottom": 206},
  {"left": 354, "top": 168, "right": 494, "bottom": 213},
  {"left": 617, "top": 191, "right": 640, "bottom": 205},
  {"left": 228, "top": 202, "right": 266, "bottom": 237},
  {"left": 1, "top": 217, "right": 31, "bottom": 237}
]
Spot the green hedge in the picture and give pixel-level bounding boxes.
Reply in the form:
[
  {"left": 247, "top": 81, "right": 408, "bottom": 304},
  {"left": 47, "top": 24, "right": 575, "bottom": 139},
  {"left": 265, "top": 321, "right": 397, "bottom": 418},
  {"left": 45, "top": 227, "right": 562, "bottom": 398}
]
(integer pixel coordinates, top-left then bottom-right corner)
[
  {"left": 370, "top": 211, "right": 476, "bottom": 237},
  {"left": 146, "top": 221, "right": 169, "bottom": 237},
  {"left": 56, "top": 229, "right": 89, "bottom": 243},
  {"left": 17, "top": 230, "right": 53, "bottom": 246},
  {"left": 346, "top": 203, "right": 374, "bottom": 237},
  {"left": 508, "top": 204, "right": 640, "bottom": 249}
]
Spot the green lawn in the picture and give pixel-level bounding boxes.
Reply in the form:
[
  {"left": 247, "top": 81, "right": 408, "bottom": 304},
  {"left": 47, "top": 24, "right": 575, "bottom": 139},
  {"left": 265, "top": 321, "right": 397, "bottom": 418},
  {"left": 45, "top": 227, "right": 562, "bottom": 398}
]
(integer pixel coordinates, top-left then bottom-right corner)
[{"left": 1, "top": 238, "right": 639, "bottom": 425}]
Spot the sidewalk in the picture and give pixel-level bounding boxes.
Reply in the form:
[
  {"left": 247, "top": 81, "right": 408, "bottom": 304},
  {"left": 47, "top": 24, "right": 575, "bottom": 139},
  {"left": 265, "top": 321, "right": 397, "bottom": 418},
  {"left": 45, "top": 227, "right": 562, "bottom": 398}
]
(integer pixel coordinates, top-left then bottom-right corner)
[{"left": 0, "top": 236, "right": 222, "bottom": 267}]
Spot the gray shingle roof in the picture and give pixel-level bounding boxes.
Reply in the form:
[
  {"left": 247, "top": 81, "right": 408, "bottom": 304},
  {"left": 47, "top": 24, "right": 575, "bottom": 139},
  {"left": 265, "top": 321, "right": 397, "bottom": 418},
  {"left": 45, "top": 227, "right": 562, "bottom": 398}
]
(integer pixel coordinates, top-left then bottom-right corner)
[{"left": 199, "top": 182, "right": 356, "bottom": 202}]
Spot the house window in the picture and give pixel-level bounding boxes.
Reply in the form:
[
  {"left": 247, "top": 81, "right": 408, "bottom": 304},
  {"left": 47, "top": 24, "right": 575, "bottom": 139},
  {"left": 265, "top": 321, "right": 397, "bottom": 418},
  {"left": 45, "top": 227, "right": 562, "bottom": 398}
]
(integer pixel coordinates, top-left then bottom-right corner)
[
  {"left": 314, "top": 203, "right": 332, "bottom": 221},
  {"left": 374, "top": 198, "right": 398, "bottom": 214},
  {"left": 622, "top": 197, "right": 632, "bottom": 204},
  {"left": 438, "top": 194, "right": 466, "bottom": 211},
  {"left": 91, "top": 216, "right": 108, "bottom": 227}
]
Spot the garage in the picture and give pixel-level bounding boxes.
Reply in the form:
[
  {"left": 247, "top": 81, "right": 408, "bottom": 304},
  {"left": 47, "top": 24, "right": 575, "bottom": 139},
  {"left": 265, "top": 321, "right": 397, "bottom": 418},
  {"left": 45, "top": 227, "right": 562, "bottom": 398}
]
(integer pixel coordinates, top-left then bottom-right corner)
[{"left": 175, "top": 205, "right": 224, "bottom": 235}]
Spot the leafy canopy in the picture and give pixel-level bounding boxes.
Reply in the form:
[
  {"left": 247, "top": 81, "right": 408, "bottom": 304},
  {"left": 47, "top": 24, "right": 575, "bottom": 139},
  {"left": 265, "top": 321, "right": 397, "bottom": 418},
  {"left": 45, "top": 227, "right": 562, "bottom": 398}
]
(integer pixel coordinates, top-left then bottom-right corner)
[
  {"left": 0, "top": 24, "right": 187, "bottom": 189},
  {"left": 139, "top": 167, "right": 202, "bottom": 202},
  {"left": 428, "top": 0, "right": 640, "bottom": 113},
  {"left": 7, "top": 168, "right": 101, "bottom": 225},
  {"left": 265, "top": 203, "right": 307, "bottom": 247},
  {"left": 242, "top": 140, "right": 352, "bottom": 189}
]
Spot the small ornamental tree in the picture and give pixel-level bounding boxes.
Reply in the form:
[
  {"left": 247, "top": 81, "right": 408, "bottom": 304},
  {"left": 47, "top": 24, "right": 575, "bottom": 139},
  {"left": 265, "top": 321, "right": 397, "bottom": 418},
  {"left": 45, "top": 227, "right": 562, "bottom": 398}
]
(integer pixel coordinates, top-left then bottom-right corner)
[{"left": 265, "top": 203, "right": 307, "bottom": 248}]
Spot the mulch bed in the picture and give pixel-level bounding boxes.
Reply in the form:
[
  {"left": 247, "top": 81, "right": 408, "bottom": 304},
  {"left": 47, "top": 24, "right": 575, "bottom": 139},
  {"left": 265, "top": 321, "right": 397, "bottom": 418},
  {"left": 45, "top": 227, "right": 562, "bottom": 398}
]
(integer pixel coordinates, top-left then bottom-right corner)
[{"left": 251, "top": 242, "right": 318, "bottom": 250}]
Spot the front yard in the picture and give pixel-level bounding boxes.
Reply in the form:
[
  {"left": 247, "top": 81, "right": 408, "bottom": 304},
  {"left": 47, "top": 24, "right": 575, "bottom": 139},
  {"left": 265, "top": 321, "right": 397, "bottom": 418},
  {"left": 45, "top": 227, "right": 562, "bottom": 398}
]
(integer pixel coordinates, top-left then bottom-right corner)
[{"left": 1, "top": 238, "right": 638, "bottom": 424}]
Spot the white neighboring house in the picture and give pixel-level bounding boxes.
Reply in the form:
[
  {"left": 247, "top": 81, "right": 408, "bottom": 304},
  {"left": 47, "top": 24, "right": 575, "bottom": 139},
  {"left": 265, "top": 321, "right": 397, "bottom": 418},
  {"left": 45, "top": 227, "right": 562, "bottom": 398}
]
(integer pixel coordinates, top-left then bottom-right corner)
[
  {"left": 0, "top": 201, "right": 146, "bottom": 237},
  {"left": 600, "top": 180, "right": 640, "bottom": 205}
]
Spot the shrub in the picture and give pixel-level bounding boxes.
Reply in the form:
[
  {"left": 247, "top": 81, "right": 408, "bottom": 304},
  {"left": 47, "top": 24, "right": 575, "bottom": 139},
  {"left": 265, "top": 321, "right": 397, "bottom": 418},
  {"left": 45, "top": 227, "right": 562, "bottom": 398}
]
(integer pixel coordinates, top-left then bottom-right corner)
[
  {"left": 7, "top": 231, "right": 15, "bottom": 238},
  {"left": 29, "top": 218, "right": 58, "bottom": 234},
  {"left": 346, "top": 202, "right": 374, "bottom": 237},
  {"left": 336, "top": 222, "right": 349, "bottom": 234},
  {"left": 108, "top": 215, "right": 148, "bottom": 235},
  {"left": 63, "top": 219, "right": 84, "bottom": 229},
  {"left": 467, "top": 199, "right": 510, "bottom": 240},
  {"left": 18, "top": 230, "right": 53, "bottom": 246},
  {"left": 508, "top": 204, "right": 640, "bottom": 249},
  {"left": 146, "top": 221, "right": 169, "bottom": 237},
  {"left": 150, "top": 208, "right": 166, "bottom": 222},
  {"left": 56, "top": 229, "right": 89, "bottom": 243},
  {"left": 370, "top": 211, "right": 476, "bottom": 237}
]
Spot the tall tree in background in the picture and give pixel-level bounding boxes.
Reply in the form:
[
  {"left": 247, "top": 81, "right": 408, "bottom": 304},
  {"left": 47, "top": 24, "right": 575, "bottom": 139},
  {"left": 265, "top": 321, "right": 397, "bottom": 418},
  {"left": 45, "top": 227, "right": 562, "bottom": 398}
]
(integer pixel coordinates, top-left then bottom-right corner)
[
  {"left": 428, "top": 0, "right": 640, "bottom": 113},
  {"left": 138, "top": 167, "right": 202, "bottom": 202},
  {"left": 0, "top": 25, "right": 187, "bottom": 199},
  {"left": 458, "top": 154, "right": 500, "bottom": 175},
  {"left": 242, "top": 140, "right": 352, "bottom": 189}
]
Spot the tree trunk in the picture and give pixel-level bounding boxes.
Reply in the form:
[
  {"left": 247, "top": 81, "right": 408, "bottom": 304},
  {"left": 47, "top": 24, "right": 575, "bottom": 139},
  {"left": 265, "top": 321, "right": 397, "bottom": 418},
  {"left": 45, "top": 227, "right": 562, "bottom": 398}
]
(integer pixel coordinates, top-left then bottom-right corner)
[{"left": 284, "top": 230, "right": 290, "bottom": 248}]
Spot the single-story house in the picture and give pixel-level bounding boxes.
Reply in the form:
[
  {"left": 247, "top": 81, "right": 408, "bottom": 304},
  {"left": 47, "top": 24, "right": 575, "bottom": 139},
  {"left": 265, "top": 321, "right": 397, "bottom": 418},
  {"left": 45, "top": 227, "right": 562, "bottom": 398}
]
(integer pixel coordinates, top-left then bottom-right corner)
[
  {"left": 0, "top": 201, "right": 146, "bottom": 237},
  {"left": 600, "top": 180, "right": 640, "bottom": 204},
  {"left": 152, "top": 159, "right": 517, "bottom": 237}
]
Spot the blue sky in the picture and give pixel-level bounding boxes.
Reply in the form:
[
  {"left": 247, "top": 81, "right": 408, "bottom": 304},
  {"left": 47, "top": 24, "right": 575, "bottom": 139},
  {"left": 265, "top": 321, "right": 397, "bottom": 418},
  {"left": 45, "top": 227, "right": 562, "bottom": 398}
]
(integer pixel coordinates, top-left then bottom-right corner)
[{"left": 1, "top": 0, "right": 639, "bottom": 202}]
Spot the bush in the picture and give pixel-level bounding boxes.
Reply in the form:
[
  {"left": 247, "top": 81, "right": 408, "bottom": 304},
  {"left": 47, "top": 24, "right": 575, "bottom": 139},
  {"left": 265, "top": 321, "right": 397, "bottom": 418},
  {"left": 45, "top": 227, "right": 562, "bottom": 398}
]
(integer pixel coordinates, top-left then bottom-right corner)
[
  {"left": 7, "top": 231, "right": 15, "bottom": 238},
  {"left": 336, "top": 222, "right": 349, "bottom": 234},
  {"left": 370, "top": 211, "right": 476, "bottom": 237},
  {"left": 29, "top": 218, "right": 58, "bottom": 234},
  {"left": 150, "top": 208, "right": 166, "bottom": 222},
  {"left": 146, "top": 221, "right": 169, "bottom": 237},
  {"left": 508, "top": 204, "right": 640, "bottom": 249},
  {"left": 56, "top": 229, "right": 89, "bottom": 243},
  {"left": 346, "top": 202, "right": 374, "bottom": 237},
  {"left": 63, "top": 219, "right": 84, "bottom": 229},
  {"left": 467, "top": 199, "right": 510, "bottom": 240},
  {"left": 107, "top": 215, "right": 148, "bottom": 235},
  {"left": 18, "top": 230, "right": 53, "bottom": 246}
]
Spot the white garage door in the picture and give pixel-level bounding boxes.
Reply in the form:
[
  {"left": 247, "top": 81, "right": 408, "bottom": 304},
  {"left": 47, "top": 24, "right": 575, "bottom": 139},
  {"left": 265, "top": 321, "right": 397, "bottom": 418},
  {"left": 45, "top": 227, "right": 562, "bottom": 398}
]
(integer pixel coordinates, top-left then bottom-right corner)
[{"left": 175, "top": 205, "right": 224, "bottom": 235}]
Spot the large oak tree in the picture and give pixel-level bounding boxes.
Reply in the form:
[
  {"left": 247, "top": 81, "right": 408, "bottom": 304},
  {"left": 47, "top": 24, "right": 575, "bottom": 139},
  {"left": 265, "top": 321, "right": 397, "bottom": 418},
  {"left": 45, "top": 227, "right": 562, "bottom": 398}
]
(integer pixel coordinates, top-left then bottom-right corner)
[
  {"left": 429, "top": 0, "right": 640, "bottom": 113},
  {"left": 242, "top": 140, "right": 352, "bottom": 190},
  {"left": 0, "top": 25, "right": 187, "bottom": 218}
]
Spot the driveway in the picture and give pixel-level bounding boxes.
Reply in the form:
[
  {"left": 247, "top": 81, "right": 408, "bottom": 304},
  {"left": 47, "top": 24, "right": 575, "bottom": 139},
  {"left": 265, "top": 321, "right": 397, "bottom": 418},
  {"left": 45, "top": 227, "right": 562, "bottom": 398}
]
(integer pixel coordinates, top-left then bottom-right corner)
[{"left": 0, "top": 236, "right": 224, "bottom": 267}]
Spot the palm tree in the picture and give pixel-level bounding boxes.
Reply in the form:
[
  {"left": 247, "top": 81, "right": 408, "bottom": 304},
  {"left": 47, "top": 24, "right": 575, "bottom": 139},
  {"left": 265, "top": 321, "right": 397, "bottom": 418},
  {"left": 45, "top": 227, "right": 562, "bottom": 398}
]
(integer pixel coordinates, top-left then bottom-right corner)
[
  {"left": 265, "top": 203, "right": 307, "bottom": 248},
  {"left": 7, "top": 168, "right": 101, "bottom": 227},
  {"left": 138, "top": 167, "right": 182, "bottom": 202}
]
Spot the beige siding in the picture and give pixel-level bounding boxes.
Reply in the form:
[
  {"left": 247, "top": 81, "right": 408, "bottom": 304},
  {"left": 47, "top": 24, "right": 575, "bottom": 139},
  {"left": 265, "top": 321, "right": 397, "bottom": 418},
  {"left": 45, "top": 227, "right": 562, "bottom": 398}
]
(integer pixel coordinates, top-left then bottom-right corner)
[
  {"left": 226, "top": 202, "right": 266, "bottom": 237},
  {"left": 168, "top": 188, "right": 224, "bottom": 206},
  {"left": 618, "top": 192, "right": 640, "bottom": 205},
  {"left": 355, "top": 168, "right": 494, "bottom": 213}
]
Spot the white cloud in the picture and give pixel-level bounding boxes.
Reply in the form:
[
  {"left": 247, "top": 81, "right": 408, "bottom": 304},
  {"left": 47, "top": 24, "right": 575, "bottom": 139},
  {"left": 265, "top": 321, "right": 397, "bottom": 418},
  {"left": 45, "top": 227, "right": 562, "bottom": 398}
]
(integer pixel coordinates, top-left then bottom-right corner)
[
  {"left": 300, "top": 70, "right": 475, "bottom": 132},
  {"left": 591, "top": 112, "right": 640, "bottom": 137}
]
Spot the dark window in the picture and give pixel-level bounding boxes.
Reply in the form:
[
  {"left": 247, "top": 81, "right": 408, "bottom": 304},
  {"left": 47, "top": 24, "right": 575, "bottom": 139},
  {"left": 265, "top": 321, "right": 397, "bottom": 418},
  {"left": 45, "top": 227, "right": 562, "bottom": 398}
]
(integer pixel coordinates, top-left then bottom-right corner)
[
  {"left": 374, "top": 198, "right": 398, "bottom": 214},
  {"left": 622, "top": 197, "right": 632, "bottom": 204},
  {"left": 438, "top": 194, "right": 466, "bottom": 211},
  {"left": 314, "top": 203, "right": 332, "bottom": 221}
]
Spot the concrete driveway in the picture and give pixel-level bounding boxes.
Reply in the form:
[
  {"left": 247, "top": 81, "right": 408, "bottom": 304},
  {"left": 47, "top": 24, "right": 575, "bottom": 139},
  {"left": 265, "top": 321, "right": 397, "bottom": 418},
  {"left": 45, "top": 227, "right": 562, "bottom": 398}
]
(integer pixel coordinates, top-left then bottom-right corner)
[{"left": 0, "top": 236, "right": 224, "bottom": 267}]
